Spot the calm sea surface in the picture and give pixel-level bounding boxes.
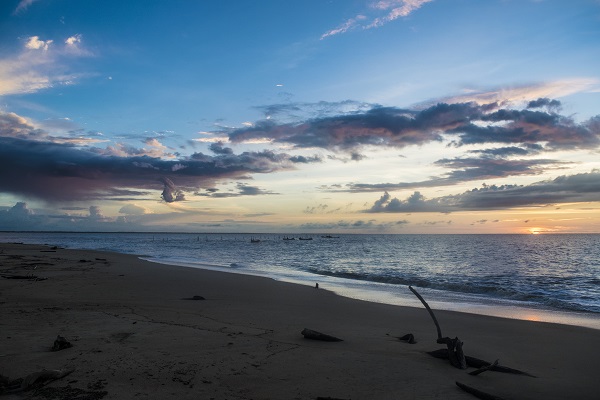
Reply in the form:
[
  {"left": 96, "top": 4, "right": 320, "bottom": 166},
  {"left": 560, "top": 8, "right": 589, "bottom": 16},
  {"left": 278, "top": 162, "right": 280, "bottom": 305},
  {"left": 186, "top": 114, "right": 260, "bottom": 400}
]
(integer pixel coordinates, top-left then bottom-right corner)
[{"left": 2, "top": 232, "right": 599, "bottom": 329}]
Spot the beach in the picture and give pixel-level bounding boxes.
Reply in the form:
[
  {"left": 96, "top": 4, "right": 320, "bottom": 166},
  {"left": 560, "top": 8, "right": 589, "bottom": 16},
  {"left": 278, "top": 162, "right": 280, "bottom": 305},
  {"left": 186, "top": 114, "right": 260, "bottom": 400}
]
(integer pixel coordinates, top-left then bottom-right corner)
[{"left": 1, "top": 242, "right": 599, "bottom": 400}]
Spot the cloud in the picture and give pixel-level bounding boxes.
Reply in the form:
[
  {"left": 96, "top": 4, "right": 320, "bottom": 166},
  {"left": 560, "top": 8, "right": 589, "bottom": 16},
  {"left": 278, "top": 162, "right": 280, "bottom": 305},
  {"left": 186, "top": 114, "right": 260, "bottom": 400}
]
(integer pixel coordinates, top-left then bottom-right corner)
[
  {"left": 433, "top": 79, "right": 600, "bottom": 107},
  {"left": 527, "top": 98, "right": 562, "bottom": 110},
  {"left": 119, "top": 204, "right": 149, "bottom": 215},
  {"left": 322, "top": 0, "right": 433, "bottom": 39},
  {"left": 25, "top": 36, "right": 53, "bottom": 51},
  {"left": 160, "top": 177, "right": 185, "bottom": 203},
  {"left": 367, "top": 0, "right": 434, "bottom": 29},
  {"left": 321, "top": 15, "right": 367, "bottom": 40},
  {"left": 88, "top": 205, "right": 107, "bottom": 220},
  {"left": 226, "top": 100, "right": 600, "bottom": 153},
  {"left": 201, "top": 183, "right": 278, "bottom": 198},
  {"left": 0, "top": 35, "right": 91, "bottom": 96},
  {"left": 298, "top": 218, "right": 410, "bottom": 231},
  {"left": 0, "top": 111, "right": 320, "bottom": 203},
  {"left": 13, "top": 0, "right": 39, "bottom": 14},
  {"left": 365, "top": 170, "right": 600, "bottom": 213},
  {"left": 63, "top": 34, "right": 92, "bottom": 56},
  {"left": 65, "top": 35, "right": 81, "bottom": 46}
]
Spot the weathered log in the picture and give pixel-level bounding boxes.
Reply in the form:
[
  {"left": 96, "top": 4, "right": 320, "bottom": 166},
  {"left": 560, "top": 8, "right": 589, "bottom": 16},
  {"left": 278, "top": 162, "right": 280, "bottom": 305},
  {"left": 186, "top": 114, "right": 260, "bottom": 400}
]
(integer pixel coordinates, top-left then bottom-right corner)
[
  {"left": 428, "top": 349, "right": 536, "bottom": 377},
  {"left": 455, "top": 381, "right": 506, "bottom": 400},
  {"left": 469, "top": 359, "right": 499, "bottom": 376},
  {"left": 301, "top": 328, "right": 343, "bottom": 342}
]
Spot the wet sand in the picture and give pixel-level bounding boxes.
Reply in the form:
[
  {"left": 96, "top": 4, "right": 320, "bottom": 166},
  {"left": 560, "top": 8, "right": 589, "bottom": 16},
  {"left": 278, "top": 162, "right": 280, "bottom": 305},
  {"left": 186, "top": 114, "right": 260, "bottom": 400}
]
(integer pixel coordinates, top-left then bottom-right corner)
[{"left": 1, "top": 242, "right": 599, "bottom": 399}]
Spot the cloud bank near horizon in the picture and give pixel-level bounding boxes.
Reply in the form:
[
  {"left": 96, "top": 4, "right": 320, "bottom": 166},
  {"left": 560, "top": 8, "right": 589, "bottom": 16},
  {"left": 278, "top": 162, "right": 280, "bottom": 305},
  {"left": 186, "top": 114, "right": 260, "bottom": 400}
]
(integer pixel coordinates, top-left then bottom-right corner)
[{"left": 366, "top": 170, "right": 600, "bottom": 213}]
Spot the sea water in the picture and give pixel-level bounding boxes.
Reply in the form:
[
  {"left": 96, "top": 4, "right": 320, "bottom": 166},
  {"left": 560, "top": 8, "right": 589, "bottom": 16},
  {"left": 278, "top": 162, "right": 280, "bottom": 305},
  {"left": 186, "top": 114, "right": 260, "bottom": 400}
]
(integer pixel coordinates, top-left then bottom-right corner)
[{"left": 2, "top": 232, "right": 599, "bottom": 329}]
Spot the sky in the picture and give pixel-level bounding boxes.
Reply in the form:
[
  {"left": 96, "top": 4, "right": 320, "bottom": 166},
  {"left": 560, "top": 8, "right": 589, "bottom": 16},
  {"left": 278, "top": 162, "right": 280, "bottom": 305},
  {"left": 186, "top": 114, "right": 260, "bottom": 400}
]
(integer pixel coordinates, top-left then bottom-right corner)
[{"left": 1, "top": 0, "right": 599, "bottom": 234}]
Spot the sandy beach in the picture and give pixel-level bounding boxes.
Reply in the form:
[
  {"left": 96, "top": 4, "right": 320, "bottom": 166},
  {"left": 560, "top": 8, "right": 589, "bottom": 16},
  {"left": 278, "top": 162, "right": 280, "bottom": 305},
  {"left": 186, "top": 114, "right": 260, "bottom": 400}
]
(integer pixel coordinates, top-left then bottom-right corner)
[{"left": 1, "top": 242, "right": 599, "bottom": 400}]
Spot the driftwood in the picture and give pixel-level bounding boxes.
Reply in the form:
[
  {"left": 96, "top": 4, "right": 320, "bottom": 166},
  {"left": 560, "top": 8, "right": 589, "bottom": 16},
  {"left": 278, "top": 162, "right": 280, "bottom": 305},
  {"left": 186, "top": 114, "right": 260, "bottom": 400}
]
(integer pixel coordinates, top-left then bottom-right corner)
[
  {"left": 51, "top": 335, "right": 72, "bottom": 352},
  {"left": 182, "top": 295, "right": 206, "bottom": 300},
  {"left": 301, "top": 328, "right": 343, "bottom": 342},
  {"left": 0, "top": 369, "right": 74, "bottom": 394},
  {"left": 21, "top": 369, "right": 74, "bottom": 390},
  {"left": 0, "top": 274, "right": 46, "bottom": 281},
  {"left": 408, "top": 286, "right": 442, "bottom": 339},
  {"left": 398, "top": 333, "right": 416, "bottom": 344},
  {"left": 316, "top": 397, "right": 350, "bottom": 400},
  {"left": 428, "top": 349, "right": 536, "bottom": 377},
  {"left": 456, "top": 381, "right": 506, "bottom": 400},
  {"left": 387, "top": 333, "right": 417, "bottom": 344},
  {"left": 469, "top": 359, "right": 499, "bottom": 376},
  {"left": 409, "top": 285, "right": 466, "bottom": 369}
]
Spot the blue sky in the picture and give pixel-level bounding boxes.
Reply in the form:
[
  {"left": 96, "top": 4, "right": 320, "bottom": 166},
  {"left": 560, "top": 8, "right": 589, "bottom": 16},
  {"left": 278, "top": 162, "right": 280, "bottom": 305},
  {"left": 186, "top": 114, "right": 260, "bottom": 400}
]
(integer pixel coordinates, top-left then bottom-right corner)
[{"left": 1, "top": 0, "right": 599, "bottom": 233}]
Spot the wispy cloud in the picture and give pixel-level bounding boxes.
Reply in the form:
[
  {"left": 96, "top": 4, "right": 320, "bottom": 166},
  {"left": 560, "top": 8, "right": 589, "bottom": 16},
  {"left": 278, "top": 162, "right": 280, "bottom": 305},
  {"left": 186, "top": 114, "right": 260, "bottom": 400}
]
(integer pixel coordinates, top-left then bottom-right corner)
[
  {"left": 12, "top": 0, "right": 39, "bottom": 15},
  {"left": 321, "top": 0, "right": 433, "bottom": 39},
  {"left": 430, "top": 79, "right": 600, "bottom": 108},
  {"left": 321, "top": 15, "right": 367, "bottom": 39},
  {"left": 367, "top": 0, "right": 434, "bottom": 29},
  {"left": 0, "top": 34, "right": 92, "bottom": 96}
]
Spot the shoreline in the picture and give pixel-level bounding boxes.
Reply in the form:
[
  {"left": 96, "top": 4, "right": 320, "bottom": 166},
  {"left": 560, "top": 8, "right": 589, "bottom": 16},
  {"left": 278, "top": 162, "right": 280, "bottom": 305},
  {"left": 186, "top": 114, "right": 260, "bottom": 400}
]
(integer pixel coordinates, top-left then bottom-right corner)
[
  {"left": 144, "top": 257, "right": 600, "bottom": 331},
  {"left": 1, "top": 242, "right": 600, "bottom": 399}
]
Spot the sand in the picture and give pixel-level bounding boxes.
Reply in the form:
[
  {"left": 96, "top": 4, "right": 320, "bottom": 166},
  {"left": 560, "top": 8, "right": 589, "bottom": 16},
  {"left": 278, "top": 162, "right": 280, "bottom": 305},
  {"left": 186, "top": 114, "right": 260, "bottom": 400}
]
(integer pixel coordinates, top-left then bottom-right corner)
[{"left": 1, "top": 242, "right": 599, "bottom": 400}]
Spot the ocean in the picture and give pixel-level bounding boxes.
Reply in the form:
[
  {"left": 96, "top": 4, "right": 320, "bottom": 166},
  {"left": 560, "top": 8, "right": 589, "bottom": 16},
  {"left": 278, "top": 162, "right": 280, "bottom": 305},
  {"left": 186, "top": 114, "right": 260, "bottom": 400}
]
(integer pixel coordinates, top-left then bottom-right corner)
[{"left": 2, "top": 232, "right": 599, "bottom": 329}]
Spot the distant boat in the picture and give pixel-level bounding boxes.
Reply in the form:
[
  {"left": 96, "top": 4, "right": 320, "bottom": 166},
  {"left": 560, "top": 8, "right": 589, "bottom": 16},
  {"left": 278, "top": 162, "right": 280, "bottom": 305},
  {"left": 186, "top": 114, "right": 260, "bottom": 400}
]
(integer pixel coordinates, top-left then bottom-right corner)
[
  {"left": 283, "top": 236, "right": 295, "bottom": 240},
  {"left": 321, "top": 235, "right": 340, "bottom": 238},
  {"left": 250, "top": 237, "right": 261, "bottom": 243},
  {"left": 298, "top": 237, "right": 313, "bottom": 240}
]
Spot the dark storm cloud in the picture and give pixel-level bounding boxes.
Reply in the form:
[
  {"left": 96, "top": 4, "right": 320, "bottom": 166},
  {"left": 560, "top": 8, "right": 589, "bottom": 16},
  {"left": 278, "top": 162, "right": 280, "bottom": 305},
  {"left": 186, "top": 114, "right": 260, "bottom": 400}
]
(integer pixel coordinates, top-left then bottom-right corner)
[
  {"left": 365, "top": 170, "right": 600, "bottom": 213},
  {"left": 227, "top": 101, "right": 600, "bottom": 152},
  {"left": 0, "top": 114, "right": 320, "bottom": 202}
]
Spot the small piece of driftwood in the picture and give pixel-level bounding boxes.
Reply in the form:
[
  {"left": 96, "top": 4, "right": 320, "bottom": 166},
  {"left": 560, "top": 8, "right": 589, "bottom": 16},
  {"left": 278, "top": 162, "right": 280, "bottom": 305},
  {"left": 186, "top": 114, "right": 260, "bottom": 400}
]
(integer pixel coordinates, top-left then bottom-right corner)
[
  {"left": 456, "top": 381, "right": 506, "bottom": 400},
  {"left": 391, "top": 333, "right": 416, "bottom": 344},
  {"left": 301, "top": 328, "right": 343, "bottom": 342},
  {"left": 51, "top": 335, "right": 72, "bottom": 351},
  {"left": 182, "top": 295, "right": 206, "bottom": 300},
  {"left": 1, "top": 274, "right": 46, "bottom": 281},
  {"left": 469, "top": 359, "right": 499, "bottom": 376}
]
